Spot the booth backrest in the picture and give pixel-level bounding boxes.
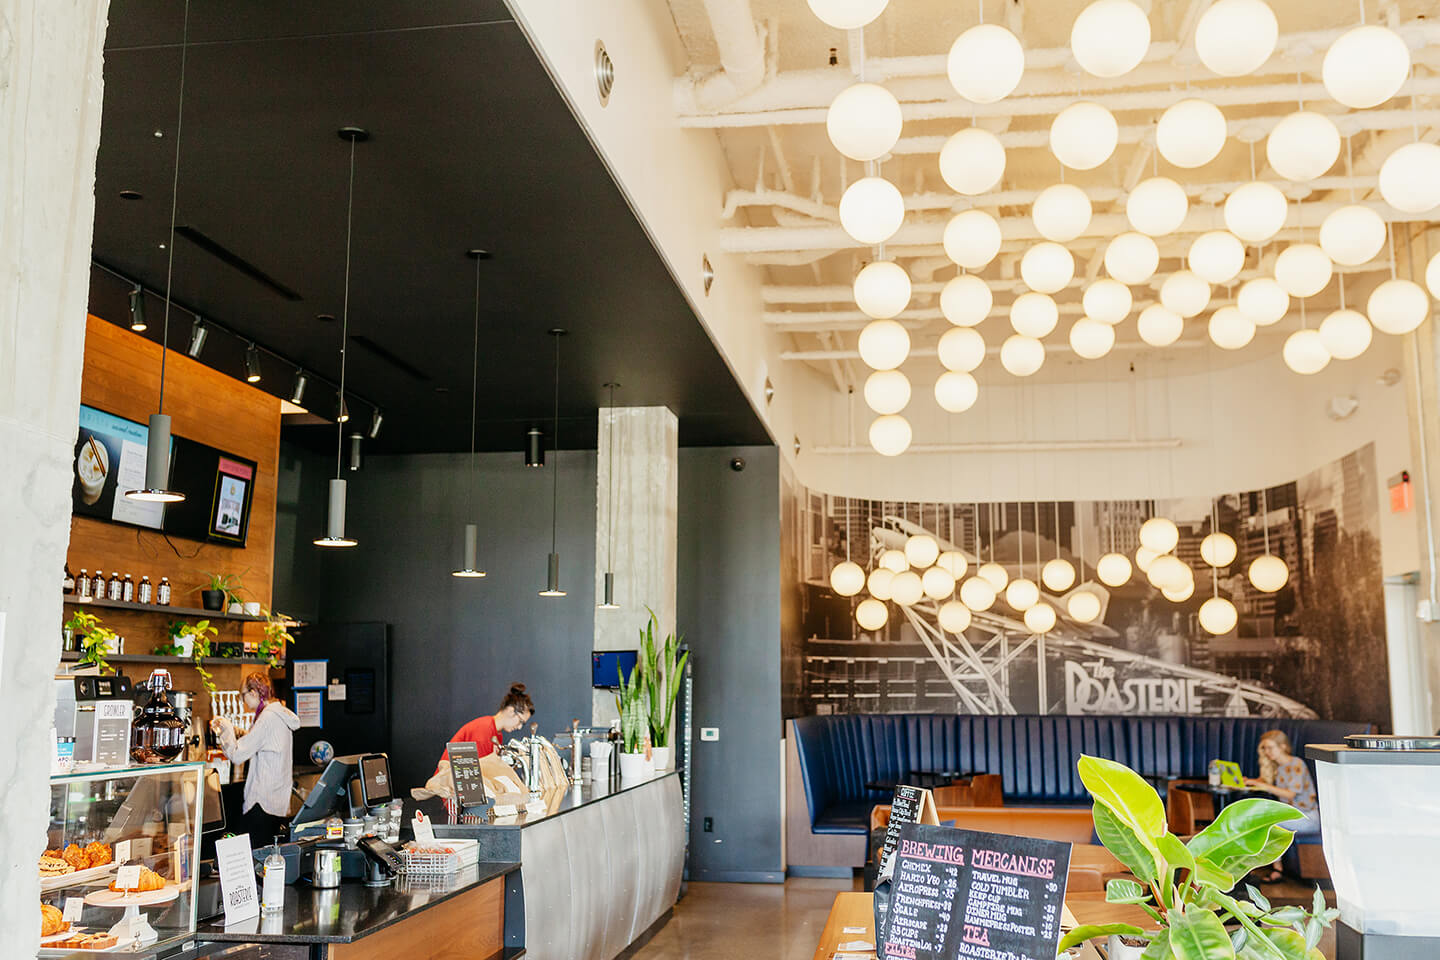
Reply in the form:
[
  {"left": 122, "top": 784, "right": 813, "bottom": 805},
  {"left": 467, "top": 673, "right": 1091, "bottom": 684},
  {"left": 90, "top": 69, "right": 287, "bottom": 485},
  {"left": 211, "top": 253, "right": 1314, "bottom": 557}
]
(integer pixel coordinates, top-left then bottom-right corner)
[{"left": 790, "top": 714, "right": 1373, "bottom": 828}]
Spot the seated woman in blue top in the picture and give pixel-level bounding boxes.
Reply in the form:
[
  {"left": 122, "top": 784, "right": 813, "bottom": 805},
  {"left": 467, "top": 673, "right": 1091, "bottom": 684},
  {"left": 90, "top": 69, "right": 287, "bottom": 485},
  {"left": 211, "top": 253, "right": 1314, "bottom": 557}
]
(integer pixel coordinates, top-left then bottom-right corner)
[{"left": 1244, "top": 728, "right": 1319, "bottom": 881}]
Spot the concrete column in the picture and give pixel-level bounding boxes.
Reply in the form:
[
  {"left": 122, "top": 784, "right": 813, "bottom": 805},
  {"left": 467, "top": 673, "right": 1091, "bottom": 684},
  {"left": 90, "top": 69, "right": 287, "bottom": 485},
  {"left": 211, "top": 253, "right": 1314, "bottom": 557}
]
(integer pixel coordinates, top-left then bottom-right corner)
[
  {"left": 0, "top": 0, "right": 111, "bottom": 948},
  {"left": 593, "top": 406, "right": 678, "bottom": 726}
]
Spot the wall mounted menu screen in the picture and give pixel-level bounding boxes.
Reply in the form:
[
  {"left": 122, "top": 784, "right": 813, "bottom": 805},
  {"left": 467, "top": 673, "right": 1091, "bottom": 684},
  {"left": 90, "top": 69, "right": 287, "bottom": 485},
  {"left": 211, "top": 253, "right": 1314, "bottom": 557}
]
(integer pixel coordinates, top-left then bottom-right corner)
[{"left": 879, "top": 823, "right": 1071, "bottom": 960}]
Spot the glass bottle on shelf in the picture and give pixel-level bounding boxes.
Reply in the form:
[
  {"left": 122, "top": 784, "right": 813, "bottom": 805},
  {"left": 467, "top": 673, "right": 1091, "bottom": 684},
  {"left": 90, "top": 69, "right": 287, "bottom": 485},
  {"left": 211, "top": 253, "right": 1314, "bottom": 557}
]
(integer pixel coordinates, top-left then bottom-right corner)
[
  {"left": 158, "top": 577, "right": 172, "bottom": 605},
  {"left": 90, "top": 568, "right": 105, "bottom": 598},
  {"left": 107, "top": 572, "right": 122, "bottom": 601},
  {"left": 122, "top": 574, "right": 135, "bottom": 602},
  {"left": 138, "top": 575, "right": 153, "bottom": 604},
  {"left": 77, "top": 569, "right": 92, "bottom": 599},
  {"left": 63, "top": 565, "right": 75, "bottom": 595}
]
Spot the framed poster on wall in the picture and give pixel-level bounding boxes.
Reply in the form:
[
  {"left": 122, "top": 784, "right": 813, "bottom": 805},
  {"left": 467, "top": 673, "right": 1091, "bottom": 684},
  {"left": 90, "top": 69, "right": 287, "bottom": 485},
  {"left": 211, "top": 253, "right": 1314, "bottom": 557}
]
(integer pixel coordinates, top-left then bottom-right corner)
[{"left": 208, "top": 458, "right": 254, "bottom": 544}]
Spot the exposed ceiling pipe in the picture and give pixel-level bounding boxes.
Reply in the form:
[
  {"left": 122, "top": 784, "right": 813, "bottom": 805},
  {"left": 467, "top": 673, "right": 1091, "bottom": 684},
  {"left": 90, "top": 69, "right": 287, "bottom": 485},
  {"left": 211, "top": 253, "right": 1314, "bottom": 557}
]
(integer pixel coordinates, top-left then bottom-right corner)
[
  {"left": 811, "top": 438, "right": 1184, "bottom": 455},
  {"left": 674, "top": 22, "right": 1440, "bottom": 123},
  {"left": 686, "top": 0, "right": 768, "bottom": 112}
]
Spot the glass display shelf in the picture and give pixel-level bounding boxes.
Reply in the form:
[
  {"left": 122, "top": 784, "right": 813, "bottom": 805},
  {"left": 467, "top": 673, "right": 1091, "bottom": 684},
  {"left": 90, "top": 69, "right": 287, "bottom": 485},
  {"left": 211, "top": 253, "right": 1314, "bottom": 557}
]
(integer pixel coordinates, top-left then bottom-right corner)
[{"left": 39, "top": 762, "right": 205, "bottom": 957}]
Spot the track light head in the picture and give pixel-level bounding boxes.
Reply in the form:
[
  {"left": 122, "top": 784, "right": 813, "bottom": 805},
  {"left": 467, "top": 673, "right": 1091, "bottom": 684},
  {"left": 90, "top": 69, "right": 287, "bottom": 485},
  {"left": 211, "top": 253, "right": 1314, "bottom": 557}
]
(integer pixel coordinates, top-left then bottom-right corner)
[
  {"left": 337, "top": 394, "right": 349, "bottom": 423},
  {"left": 368, "top": 409, "right": 383, "bottom": 440},
  {"left": 129, "top": 286, "right": 147, "bottom": 332},
  {"left": 289, "top": 370, "right": 308, "bottom": 406},
  {"left": 186, "top": 319, "right": 207, "bottom": 358},
  {"left": 244, "top": 343, "right": 262, "bottom": 382},
  {"left": 525, "top": 427, "right": 544, "bottom": 467}
]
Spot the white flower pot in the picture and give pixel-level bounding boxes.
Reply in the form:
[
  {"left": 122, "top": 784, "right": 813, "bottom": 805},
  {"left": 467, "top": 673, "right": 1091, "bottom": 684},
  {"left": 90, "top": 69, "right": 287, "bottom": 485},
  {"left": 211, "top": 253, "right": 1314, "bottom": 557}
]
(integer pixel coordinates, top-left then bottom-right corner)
[
  {"left": 227, "top": 602, "right": 244, "bottom": 614},
  {"left": 175, "top": 633, "right": 194, "bottom": 657},
  {"left": 618, "top": 752, "right": 649, "bottom": 781},
  {"left": 243, "top": 601, "right": 262, "bottom": 616},
  {"left": 1107, "top": 935, "right": 1149, "bottom": 960},
  {"left": 651, "top": 746, "right": 672, "bottom": 771}
]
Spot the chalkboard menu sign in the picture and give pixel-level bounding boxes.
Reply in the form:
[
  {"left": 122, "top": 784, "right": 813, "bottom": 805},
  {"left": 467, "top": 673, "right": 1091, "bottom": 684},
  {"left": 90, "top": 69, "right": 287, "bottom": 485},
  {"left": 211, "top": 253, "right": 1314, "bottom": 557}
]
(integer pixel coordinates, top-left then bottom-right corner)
[
  {"left": 447, "top": 741, "right": 488, "bottom": 809},
  {"left": 878, "top": 785, "right": 940, "bottom": 879},
  {"left": 878, "top": 823, "right": 1071, "bottom": 960}
]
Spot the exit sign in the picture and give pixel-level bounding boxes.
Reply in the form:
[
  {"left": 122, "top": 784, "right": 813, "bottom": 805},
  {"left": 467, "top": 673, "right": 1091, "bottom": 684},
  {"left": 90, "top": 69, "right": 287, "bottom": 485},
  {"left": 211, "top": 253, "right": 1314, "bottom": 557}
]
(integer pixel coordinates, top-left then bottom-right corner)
[{"left": 1389, "top": 471, "right": 1413, "bottom": 513}]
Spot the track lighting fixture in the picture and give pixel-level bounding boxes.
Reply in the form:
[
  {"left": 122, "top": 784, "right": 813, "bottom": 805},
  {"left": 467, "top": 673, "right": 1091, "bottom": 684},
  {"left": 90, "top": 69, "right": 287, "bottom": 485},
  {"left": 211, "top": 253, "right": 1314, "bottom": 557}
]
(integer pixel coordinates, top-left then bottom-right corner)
[
  {"left": 348, "top": 433, "right": 363, "bottom": 471},
  {"left": 289, "top": 370, "right": 308, "bottom": 406},
  {"left": 129, "top": 286, "right": 148, "bottom": 332},
  {"left": 244, "top": 343, "right": 262, "bottom": 382},
  {"left": 526, "top": 427, "right": 545, "bottom": 468},
  {"left": 186, "top": 319, "right": 207, "bottom": 358},
  {"left": 336, "top": 395, "right": 349, "bottom": 423},
  {"left": 368, "top": 409, "right": 383, "bottom": 440}
]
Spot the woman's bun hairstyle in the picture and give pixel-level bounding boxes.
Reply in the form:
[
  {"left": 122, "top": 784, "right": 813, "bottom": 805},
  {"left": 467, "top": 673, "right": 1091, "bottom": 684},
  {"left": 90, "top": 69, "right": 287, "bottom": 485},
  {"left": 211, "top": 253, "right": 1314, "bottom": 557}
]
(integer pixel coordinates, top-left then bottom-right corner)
[{"left": 500, "top": 683, "right": 534, "bottom": 717}]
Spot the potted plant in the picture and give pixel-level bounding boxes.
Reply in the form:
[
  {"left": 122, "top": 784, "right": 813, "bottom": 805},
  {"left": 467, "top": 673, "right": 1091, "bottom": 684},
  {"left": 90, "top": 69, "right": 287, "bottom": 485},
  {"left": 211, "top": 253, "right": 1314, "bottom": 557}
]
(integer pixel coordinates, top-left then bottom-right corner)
[
  {"left": 615, "top": 661, "right": 650, "bottom": 780},
  {"left": 257, "top": 608, "right": 295, "bottom": 668},
  {"left": 1059, "top": 755, "right": 1339, "bottom": 960},
  {"left": 638, "top": 609, "right": 688, "bottom": 772},
  {"left": 197, "top": 572, "right": 244, "bottom": 612},
  {"left": 65, "top": 610, "right": 117, "bottom": 674}
]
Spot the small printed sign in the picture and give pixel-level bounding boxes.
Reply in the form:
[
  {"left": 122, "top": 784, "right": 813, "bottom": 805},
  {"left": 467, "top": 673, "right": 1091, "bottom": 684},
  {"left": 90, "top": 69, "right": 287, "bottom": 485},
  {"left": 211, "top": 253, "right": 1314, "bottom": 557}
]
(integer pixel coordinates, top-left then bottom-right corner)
[
  {"left": 62, "top": 898, "right": 84, "bottom": 923},
  {"left": 327, "top": 682, "right": 347, "bottom": 701},
  {"left": 215, "top": 833, "right": 260, "bottom": 925},
  {"left": 114, "top": 840, "right": 131, "bottom": 864},
  {"left": 114, "top": 864, "right": 142, "bottom": 890},
  {"left": 292, "top": 660, "right": 328, "bottom": 689}
]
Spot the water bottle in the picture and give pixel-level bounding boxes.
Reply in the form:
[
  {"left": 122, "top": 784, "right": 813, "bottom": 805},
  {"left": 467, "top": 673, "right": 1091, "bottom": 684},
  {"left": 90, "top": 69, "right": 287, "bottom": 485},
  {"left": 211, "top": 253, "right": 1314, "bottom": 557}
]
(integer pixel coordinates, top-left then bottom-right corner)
[
  {"left": 262, "top": 840, "right": 286, "bottom": 914},
  {"left": 1208, "top": 759, "right": 1221, "bottom": 788}
]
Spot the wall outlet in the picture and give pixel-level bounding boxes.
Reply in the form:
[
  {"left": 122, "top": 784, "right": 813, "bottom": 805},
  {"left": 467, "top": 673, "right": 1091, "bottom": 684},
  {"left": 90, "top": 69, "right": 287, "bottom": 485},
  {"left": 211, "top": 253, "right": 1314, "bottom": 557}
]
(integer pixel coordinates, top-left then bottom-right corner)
[
  {"left": 1420, "top": 600, "right": 1436, "bottom": 622},
  {"left": 703, "top": 817, "right": 713, "bottom": 833},
  {"left": 700, "top": 727, "right": 719, "bottom": 741}
]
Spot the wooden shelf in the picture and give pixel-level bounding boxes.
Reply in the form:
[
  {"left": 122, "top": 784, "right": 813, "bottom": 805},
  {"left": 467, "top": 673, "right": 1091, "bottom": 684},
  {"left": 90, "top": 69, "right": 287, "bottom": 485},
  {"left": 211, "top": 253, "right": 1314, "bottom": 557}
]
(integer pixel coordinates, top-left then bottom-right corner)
[
  {"left": 59, "top": 652, "right": 275, "bottom": 666},
  {"left": 63, "top": 595, "right": 262, "bottom": 622}
]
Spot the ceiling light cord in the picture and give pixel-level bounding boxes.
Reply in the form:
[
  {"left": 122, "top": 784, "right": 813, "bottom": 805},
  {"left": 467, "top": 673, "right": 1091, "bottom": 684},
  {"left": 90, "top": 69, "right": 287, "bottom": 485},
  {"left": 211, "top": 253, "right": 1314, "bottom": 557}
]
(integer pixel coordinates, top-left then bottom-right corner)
[
  {"left": 158, "top": 0, "right": 191, "bottom": 416},
  {"left": 552, "top": 332, "right": 561, "bottom": 555},
  {"left": 337, "top": 134, "right": 355, "bottom": 480},
  {"left": 607, "top": 382, "right": 617, "bottom": 571},
  {"left": 469, "top": 254, "right": 481, "bottom": 513}
]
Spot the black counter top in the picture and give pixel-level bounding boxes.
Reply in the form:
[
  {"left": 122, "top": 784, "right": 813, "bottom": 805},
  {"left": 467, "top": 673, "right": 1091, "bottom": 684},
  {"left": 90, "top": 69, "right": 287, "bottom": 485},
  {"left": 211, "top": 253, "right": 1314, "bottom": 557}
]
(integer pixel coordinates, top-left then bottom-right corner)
[
  {"left": 198, "top": 859, "right": 519, "bottom": 944},
  {"left": 444, "top": 770, "right": 680, "bottom": 833}
]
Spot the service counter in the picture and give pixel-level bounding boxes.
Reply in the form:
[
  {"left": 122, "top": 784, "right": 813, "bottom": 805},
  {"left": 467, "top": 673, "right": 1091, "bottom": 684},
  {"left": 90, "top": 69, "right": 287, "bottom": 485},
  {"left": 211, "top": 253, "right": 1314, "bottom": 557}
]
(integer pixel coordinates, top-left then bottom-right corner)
[{"left": 436, "top": 770, "right": 686, "bottom": 960}]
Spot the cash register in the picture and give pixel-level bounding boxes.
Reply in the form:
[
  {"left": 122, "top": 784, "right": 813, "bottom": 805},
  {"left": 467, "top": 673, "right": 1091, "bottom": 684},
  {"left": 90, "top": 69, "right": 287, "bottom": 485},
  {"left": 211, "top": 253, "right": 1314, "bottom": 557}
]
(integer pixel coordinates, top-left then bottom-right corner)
[{"left": 283, "top": 753, "right": 405, "bottom": 884}]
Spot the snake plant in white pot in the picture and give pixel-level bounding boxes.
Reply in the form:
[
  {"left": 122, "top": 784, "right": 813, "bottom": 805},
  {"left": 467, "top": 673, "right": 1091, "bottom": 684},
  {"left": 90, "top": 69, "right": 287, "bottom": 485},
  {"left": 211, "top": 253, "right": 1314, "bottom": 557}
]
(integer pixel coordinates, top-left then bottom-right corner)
[
  {"left": 639, "top": 608, "right": 688, "bottom": 771},
  {"left": 615, "top": 660, "right": 649, "bottom": 780}
]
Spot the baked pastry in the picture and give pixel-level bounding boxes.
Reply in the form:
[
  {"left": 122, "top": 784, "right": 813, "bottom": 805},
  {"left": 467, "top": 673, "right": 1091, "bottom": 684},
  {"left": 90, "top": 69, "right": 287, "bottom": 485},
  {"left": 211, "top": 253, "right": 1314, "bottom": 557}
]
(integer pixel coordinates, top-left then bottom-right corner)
[
  {"left": 61, "top": 843, "right": 89, "bottom": 871},
  {"left": 53, "top": 933, "right": 117, "bottom": 950},
  {"left": 83, "top": 841, "right": 112, "bottom": 867},
  {"left": 108, "top": 866, "right": 164, "bottom": 893},
  {"left": 44, "top": 848, "right": 62, "bottom": 859},
  {"left": 40, "top": 903, "right": 68, "bottom": 937},
  {"left": 38, "top": 856, "right": 75, "bottom": 878}
]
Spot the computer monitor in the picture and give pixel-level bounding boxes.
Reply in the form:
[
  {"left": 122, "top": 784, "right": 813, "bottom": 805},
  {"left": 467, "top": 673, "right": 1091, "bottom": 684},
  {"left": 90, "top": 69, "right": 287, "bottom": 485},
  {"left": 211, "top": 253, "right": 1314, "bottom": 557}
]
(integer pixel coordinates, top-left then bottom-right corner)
[
  {"left": 358, "top": 753, "right": 393, "bottom": 807},
  {"left": 289, "top": 755, "right": 361, "bottom": 839}
]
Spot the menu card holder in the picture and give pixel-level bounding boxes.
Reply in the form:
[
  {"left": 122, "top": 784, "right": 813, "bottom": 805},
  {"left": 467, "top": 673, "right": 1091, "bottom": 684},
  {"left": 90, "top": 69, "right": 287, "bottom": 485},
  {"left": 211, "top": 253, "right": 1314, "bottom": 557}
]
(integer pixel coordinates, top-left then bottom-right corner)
[{"left": 873, "top": 785, "right": 941, "bottom": 937}]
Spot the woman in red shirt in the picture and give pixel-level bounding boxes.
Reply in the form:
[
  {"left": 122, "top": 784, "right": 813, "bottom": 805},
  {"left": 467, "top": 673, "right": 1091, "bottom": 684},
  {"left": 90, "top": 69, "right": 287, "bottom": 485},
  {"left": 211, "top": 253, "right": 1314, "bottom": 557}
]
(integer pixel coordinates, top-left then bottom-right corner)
[{"left": 445, "top": 683, "right": 534, "bottom": 760}]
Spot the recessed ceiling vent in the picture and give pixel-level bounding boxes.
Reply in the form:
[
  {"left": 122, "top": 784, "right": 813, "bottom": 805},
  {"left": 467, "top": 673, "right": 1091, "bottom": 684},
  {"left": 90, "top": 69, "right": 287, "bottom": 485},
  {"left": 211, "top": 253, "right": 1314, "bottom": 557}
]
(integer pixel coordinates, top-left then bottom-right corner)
[{"left": 595, "top": 41, "right": 614, "bottom": 106}]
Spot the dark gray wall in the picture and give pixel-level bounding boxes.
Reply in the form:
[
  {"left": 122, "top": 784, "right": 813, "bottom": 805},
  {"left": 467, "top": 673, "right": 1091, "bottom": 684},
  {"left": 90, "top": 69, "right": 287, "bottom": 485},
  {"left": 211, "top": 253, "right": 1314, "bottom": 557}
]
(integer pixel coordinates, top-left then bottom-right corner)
[
  {"left": 679, "top": 445, "right": 783, "bottom": 883},
  {"left": 289, "top": 448, "right": 597, "bottom": 791},
  {"left": 273, "top": 441, "right": 329, "bottom": 624}
]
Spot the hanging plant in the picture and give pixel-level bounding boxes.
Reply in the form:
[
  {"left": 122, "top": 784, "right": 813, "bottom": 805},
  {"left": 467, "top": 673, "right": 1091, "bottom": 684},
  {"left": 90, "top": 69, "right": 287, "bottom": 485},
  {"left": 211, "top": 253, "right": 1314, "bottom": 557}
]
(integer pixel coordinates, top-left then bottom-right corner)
[
  {"left": 258, "top": 609, "right": 295, "bottom": 668},
  {"left": 66, "top": 610, "right": 117, "bottom": 674}
]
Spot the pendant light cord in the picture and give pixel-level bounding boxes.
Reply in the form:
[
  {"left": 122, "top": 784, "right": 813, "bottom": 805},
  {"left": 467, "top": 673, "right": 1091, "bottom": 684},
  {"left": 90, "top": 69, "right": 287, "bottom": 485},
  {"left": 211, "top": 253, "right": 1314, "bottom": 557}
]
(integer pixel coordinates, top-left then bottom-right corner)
[
  {"left": 551, "top": 333, "right": 561, "bottom": 554},
  {"left": 846, "top": 387, "right": 854, "bottom": 563},
  {"left": 469, "top": 255, "right": 481, "bottom": 515},
  {"left": 606, "top": 382, "right": 617, "bottom": 570},
  {"left": 158, "top": 0, "right": 191, "bottom": 415},
  {"left": 336, "top": 135, "right": 356, "bottom": 480}
]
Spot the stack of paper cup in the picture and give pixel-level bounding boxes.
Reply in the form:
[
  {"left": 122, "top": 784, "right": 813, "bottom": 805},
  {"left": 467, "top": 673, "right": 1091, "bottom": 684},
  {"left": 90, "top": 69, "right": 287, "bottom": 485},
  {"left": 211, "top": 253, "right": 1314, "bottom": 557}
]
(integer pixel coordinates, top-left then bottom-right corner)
[{"left": 589, "top": 740, "right": 613, "bottom": 783}]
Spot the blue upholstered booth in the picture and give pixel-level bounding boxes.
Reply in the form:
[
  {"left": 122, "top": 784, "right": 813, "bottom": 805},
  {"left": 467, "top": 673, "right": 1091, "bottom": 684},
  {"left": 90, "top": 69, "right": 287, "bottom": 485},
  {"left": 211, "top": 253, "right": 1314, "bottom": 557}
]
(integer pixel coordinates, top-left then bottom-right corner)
[{"left": 791, "top": 714, "right": 1373, "bottom": 836}]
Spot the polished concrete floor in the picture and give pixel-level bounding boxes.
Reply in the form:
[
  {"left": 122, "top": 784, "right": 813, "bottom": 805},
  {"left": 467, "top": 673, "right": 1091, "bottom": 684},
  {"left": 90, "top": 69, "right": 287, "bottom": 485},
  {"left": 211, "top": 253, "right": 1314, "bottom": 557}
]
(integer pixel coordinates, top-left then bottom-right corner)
[{"left": 634, "top": 875, "right": 1337, "bottom": 959}]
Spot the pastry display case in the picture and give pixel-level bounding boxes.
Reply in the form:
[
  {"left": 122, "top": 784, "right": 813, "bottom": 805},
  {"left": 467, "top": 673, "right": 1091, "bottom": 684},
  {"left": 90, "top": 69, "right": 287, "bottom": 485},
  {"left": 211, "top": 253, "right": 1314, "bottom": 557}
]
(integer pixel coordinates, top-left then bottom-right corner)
[{"left": 39, "top": 762, "right": 205, "bottom": 957}]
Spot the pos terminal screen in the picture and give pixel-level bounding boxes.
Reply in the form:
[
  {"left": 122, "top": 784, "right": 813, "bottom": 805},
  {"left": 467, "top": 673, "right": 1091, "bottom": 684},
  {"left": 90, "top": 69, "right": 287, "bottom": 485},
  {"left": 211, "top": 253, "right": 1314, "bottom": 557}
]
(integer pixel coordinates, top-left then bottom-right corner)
[{"left": 359, "top": 754, "right": 393, "bottom": 807}]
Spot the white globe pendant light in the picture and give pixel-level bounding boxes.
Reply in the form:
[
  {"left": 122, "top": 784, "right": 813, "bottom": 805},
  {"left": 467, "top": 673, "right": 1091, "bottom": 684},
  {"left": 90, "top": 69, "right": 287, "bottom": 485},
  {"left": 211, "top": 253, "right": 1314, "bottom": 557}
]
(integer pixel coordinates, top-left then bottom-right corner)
[
  {"left": 1200, "top": 532, "right": 1237, "bottom": 567},
  {"left": 1050, "top": 101, "right": 1119, "bottom": 170},
  {"left": 1163, "top": 579, "right": 1196, "bottom": 602},
  {"left": 1021, "top": 243, "right": 1075, "bottom": 294},
  {"left": 1367, "top": 278, "right": 1429, "bottom": 335},
  {"left": 940, "top": 127, "right": 1006, "bottom": 195},
  {"left": 880, "top": 550, "right": 909, "bottom": 573},
  {"left": 1127, "top": 177, "right": 1189, "bottom": 236},
  {"left": 1067, "top": 589, "right": 1102, "bottom": 623},
  {"left": 944, "top": 210, "right": 1003, "bottom": 269},
  {"left": 1283, "top": 329, "right": 1331, "bottom": 375},
  {"left": 1105, "top": 232, "right": 1159, "bottom": 284},
  {"left": 1096, "top": 552, "right": 1132, "bottom": 587},
  {"left": 977, "top": 561, "right": 1010, "bottom": 591},
  {"left": 1209, "top": 306, "right": 1256, "bottom": 350},
  {"left": 1238, "top": 277, "right": 1289, "bottom": 326},
  {"left": 1071, "top": 0, "right": 1151, "bottom": 78},
  {"left": 1323, "top": 24, "right": 1411, "bottom": 109},
  {"left": 1082, "top": 279, "right": 1132, "bottom": 325},
  {"left": 830, "top": 561, "right": 866, "bottom": 596},
  {"left": 854, "top": 260, "right": 912, "bottom": 319},
  {"left": 948, "top": 24, "right": 1025, "bottom": 103},
  {"left": 1160, "top": 271, "right": 1211, "bottom": 318},
  {"left": 864, "top": 370, "right": 911, "bottom": 414},
  {"left": 1319, "top": 309, "right": 1373, "bottom": 360},
  {"left": 938, "top": 326, "right": 986, "bottom": 372},
  {"left": 868, "top": 567, "right": 895, "bottom": 599},
  {"left": 1010, "top": 292, "right": 1059, "bottom": 338},
  {"left": 1033, "top": 184, "right": 1093, "bottom": 243},
  {"left": 807, "top": 0, "right": 888, "bottom": 30},
  {"left": 960, "top": 575, "right": 997, "bottom": 611},
  {"left": 1319, "top": 205, "right": 1386, "bottom": 266},
  {"left": 869, "top": 414, "right": 913, "bottom": 455},
  {"left": 922, "top": 566, "right": 957, "bottom": 600},
  {"left": 941, "top": 274, "right": 992, "bottom": 326},
  {"left": 891, "top": 570, "right": 924, "bottom": 606},
  {"left": 856, "top": 597, "right": 890, "bottom": 631},
  {"left": 1147, "top": 555, "right": 1190, "bottom": 590},
  {"left": 1427, "top": 251, "right": 1440, "bottom": 299},
  {"left": 1224, "top": 181, "right": 1289, "bottom": 244},
  {"left": 905, "top": 534, "right": 940, "bottom": 568},
  {"left": 1138, "top": 304, "right": 1184, "bottom": 347},
  {"left": 938, "top": 599, "right": 972, "bottom": 633},
  {"left": 935, "top": 371, "right": 980, "bottom": 412},
  {"left": 1157, "top": 99, "right": 1227, "bottom": 168},
  {"left": 1024, "top": 601, "right": 1057, "bottom": 634},
  {"left": 858, "top": 319, "right": 911, "bottom": 370},
  {"left": 1006, "top": 577, "right": 1039, "bottom": 612},
  {"left": 840, "top": 177, "right": 905, "bottom": 244},
  {"left": 1274, "top": 244, "right": 1333, "bottom": 298},
  {"left": 1000, "top": 335, "right": 1046, "bottom": 377},
  {"left": 1139, "top": 517, "right": 1179, "bottom": 554},
  {"left": 1135, "top": 545, "right": 1159, "bottom": 573},
  {"left": 937, "top": 551, "right": 968, "bottom": 579},
  {"left": 827, "top": 83, "right": 903, "bottom": 162},
  {"left": 1266, "top": 112, "right": 1340, "bottom": 182},
  {"left": 1188, "top": 231, "right": 1246, "bottom": 285},
  {"left": 1199, "top": 596, "right": 1237, "bottom": 634},
  {"left": 1379, "top": 142, "right": 1440, "bottom": 214},
  {"left": 1196, "top": 0, "right": 1278, "bottom": 77},
  {"left": 1042, "top": 557, "right": 1076, "bottom": 592},
  {"left": 1248, "top": 554, "right": 1289, "bottom": 592},
  {"left": 1069, "top": 319, "right": 1116, "bottom": 359}
]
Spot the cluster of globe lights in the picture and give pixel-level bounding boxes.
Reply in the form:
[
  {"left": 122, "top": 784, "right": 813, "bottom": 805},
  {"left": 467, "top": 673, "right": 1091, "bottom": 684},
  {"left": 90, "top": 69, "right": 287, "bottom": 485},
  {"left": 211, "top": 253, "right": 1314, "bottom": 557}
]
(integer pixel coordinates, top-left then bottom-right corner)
[{"left": 813, "top": 0, "right": 1440, "bottom": 458}]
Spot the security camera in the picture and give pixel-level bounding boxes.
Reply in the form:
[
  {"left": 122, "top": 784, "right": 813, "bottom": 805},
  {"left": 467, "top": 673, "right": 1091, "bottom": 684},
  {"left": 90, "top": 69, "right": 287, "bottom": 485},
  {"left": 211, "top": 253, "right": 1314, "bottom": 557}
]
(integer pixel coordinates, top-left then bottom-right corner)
[{"left": 729, "top": 457, "right": 746, "bottom": 472}]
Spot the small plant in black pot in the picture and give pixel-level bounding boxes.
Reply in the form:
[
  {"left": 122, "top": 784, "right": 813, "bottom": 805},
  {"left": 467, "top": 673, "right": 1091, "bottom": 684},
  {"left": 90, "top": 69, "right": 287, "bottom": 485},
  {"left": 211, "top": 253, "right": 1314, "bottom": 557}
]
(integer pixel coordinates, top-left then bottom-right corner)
[{"left": 197, "top": 572, "right": 243, "bottom": 612}]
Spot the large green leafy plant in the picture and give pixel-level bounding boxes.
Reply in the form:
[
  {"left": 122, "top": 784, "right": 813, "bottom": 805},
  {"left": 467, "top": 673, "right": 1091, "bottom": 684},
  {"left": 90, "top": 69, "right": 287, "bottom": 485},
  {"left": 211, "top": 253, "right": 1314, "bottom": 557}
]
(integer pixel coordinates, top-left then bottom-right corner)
[
  {"left": 1059, "top": 755, "right": 1339, "bottom": 960},
  {"left": 638, "top": 608, "right": 689, "bottom": 749}
]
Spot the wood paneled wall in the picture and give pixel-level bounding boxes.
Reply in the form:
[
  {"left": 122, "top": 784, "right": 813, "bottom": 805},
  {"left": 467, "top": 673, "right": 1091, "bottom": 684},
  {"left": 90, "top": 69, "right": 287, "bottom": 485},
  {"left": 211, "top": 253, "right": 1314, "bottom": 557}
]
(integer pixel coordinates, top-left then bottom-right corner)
[{"left": 67, "top": 315, "right": 282, "bottom": 618}]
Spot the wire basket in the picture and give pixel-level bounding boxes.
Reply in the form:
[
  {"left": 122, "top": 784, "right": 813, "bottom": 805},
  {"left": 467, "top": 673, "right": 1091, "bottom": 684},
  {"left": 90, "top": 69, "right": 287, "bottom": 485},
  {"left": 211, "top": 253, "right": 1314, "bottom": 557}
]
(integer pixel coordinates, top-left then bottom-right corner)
[{"left": 401, "top": 839, "right": 478, "bottom": 876}]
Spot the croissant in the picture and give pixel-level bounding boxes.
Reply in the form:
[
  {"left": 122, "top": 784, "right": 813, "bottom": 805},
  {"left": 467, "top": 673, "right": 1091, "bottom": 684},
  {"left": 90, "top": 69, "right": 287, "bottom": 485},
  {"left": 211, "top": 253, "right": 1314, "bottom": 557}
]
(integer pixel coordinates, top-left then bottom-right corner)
[
  {"left": 40, "top": 903, "right": 68, "bottom": 937},
  {"left": 108, "top": 866, "right": 164, "bottom": 893},
  {"left": 83, "top": 842, "right": 112, "bottom": 867},
  {"left": 62, "top": 844, "right": 89, "bottom": 870}
]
